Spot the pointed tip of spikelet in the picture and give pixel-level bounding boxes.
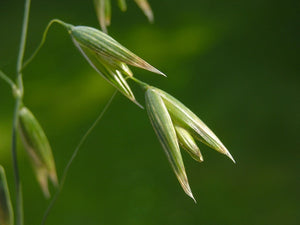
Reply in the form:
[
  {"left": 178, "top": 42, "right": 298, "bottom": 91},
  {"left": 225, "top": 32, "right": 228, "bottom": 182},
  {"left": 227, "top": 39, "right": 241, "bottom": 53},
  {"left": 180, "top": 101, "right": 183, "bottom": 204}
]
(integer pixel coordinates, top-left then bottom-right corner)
[
  {"left": 225, "top": 150, "right": 236, "bottom": 163},
  {"left": 198, "top": 153, "right": 204, "bottom": 163},
  {"left": 36, "top": 169, "right": 50, "bottom": 198},
  {"left": 132, "top": 99, "right": 144, "bottom": 109},
  {"left": 146, "top": 65, "right": 166, "bottom": 77},
  {"left": 49, "top": 169, "right": 59, "bottom": 187},
  {"left": 183, "top": 182, "right": 197, "bottom": 203},
  {"left": 137, "top": 59, "right": 166, "bottom": 77},
  {"left": 220, "top": 144, "right": 236, "bottom": 163}
]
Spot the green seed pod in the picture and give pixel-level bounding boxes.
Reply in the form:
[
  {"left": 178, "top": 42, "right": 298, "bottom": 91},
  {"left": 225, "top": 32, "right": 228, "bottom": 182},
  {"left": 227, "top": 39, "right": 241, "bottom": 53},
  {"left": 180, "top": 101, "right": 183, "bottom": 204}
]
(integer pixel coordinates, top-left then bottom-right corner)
[
  {"left": 135, "top": 0, "right": 154, "bottom": 23},
  {"left": 119, "top": 62, "right": 133, "bottom": 77},
  {"left": 153, "top": 87, "right": 235, "bottom": 163},
  {"left": 112, "top": 69, "right": 142, "bottom": 107},
  {"left": 0, "top": 166, "right": 14, "bottom": 225},
  {"left": 18, "top": 106, "right": 58, "bottom": 198},
  {"left": 104, "top": 0, "right": 111, "bottom": 26},
  {"left": 67, "top": 24, "right": 164, "bottom": 75},
  {"left": 118, "top": 0, "right": 127, "bottom": 11},
  {"left": 97, "top": 53, "right": 133, "bottom": 77},
  {"left": 94, "top": 0, "right": 111, "bottom": 33},
  {"left": 145, "top": 88, "right": 195, "bottom": 201},
  {"left": 74, "top": 41, "right": 142, "bottom": 107},
  {"left": 175, "top": 125, "right": 203, "bottom": 162}
]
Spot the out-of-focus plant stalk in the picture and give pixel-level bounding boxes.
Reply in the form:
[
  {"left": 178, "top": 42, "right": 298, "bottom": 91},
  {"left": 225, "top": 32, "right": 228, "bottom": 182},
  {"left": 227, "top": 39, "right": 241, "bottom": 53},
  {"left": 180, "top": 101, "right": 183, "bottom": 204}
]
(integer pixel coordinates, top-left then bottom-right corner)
[
  {"left": 12, "top": 1, "right": 31, "bottom": 225},
  {"left": 41, "top": 92, "right": 117, "bottom": 225}
]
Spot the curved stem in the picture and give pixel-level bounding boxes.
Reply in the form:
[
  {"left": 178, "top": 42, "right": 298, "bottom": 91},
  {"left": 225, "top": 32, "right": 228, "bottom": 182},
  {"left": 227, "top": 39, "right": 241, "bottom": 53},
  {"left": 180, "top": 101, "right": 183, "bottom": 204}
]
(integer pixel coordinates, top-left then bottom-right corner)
[
  {"left": 128, "top": 76, "right": 150, "bottom": 90},
  {"left": 41, "top": 91, "right": 117, "bottom": 225},
  {"left": 16, "top": 0, "right": 31, "bottom": 95},
  {"left": 22, "top": 19, "right": 71, "bottom": 71},
  {"left": 13, "top": 1, "right": 31, "bottom": 225},
  {"left": 0, "top": 70, "right": 17, "bottom": 90}
]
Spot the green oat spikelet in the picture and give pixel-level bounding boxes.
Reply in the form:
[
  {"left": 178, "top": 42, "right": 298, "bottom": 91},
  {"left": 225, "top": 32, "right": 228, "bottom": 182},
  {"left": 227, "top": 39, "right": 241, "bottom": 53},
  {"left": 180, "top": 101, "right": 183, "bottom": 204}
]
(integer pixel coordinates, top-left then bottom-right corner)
[
  {"left": 94, "top": 0, "right": 153, "bottom": 32},
  {"left": 58, "top": 22, "right": 164, "bottom": 106},
  {"left": 175, "top": 125, "right": 203, "bottom": 162},
  {"left": 94, "top": 0, "right": 111, "bottom": 33},
  {"left": 145, "top": 88, "right": 195, "bottom": 201},
  {"left": 153, "top": 87, "right": 235, "bottom": 163},
  {"left": 134, "top": 0, "right": 154, "bottom": 23},
  {"left": 67, "top": 24, "right": 164, "bottom": 76},
  {"left": 118, "top": 0, "right": 127, "bottom": 11},
  {"left": 18, "top": 106, "right": 58, "bottom": 198},
  {"left": 104, "top": 0, "right": 111, "bottom": 26},
  {"left": 74, "top": 41, "right": 140, "bottom": 106},
  {"left": 145, "top": 86, "right": 235, "bottom": 200},
  {"left": 0, "top": 166, "right": 14, "bottom": 225}
]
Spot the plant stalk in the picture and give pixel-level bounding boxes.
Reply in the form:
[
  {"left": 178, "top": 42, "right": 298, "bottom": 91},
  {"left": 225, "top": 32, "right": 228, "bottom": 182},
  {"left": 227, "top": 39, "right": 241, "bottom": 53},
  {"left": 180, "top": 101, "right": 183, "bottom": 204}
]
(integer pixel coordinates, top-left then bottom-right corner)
[
  {"left": 22, "top": 19, "right": 71, "bottom": 70},
  {"left": 129, "top": 76, "right": 149, "bottom": 90},
  {"left": 13, "top": 1, "right": 31, "bottom": 225},
  {"left": 0, "top": 70, "right": 16, "bottom": 89},
  {"left": 41, "top": 91, "right": 117, "bottom": 225}
]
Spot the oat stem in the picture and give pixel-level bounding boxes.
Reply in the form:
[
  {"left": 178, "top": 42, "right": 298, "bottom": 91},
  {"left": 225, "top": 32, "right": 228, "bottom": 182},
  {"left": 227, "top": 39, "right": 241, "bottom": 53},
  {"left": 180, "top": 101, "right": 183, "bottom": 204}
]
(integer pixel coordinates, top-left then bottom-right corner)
[
  {"left": 129, "top": 76, "right": 149, "bottom": 90},
  {"left": 22, "top": 19, "right": 69, "bottom": 70},
  {"left": 0, "top": 70, "right": 16, "bottom": 89},
  {"left": 12, "top": 1, "right": 31, "bottom": 225},
  {"left": 41, "top": 91, "right": 117, "bottom": 225}
]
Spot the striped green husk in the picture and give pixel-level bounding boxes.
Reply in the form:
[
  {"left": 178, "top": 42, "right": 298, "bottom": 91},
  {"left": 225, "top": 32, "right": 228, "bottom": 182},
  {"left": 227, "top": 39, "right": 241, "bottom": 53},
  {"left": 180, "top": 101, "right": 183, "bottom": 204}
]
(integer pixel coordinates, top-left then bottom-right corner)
[
  {"left": 145, "top": 88, "right": 195, "bottom": 200},
  {"left": 69, "top": 25, "right": 164, "bottom": 75},
  {"left": 175, "top": 125, "right": 203, "bottom": 162},
  {"left": 153, "top": 88, "right": 235, "bottom": 163},
  {"left": 73, "top": 39, "right": 140, "bottom": 106},
  {"left": 18, "top": 106, "right": 58, "bottom": 197}
]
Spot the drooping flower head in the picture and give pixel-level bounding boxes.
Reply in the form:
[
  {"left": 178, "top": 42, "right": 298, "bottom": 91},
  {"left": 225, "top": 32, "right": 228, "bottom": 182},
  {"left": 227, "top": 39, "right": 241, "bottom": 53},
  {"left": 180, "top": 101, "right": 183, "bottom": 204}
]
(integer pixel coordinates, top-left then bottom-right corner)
[
  {"left": 145, "top": 86, "right": 235, "bottom": 200},
  {"left": 61, "top": 22, "right": 164, "bottom": 107}
]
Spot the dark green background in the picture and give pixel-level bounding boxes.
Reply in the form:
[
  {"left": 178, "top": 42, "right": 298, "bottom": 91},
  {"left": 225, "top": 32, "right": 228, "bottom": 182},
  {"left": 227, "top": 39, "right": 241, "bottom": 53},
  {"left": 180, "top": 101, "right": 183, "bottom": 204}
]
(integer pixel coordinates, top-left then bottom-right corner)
[{"left": 0, "top": 0, "right": 299, "bottom": 224}]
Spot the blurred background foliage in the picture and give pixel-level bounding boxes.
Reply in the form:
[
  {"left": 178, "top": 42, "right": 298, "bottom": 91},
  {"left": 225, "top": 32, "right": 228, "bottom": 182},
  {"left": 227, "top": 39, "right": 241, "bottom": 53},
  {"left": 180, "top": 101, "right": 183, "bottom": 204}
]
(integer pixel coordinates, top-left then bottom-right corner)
[{"left": 0, "top": 0, "right": 299, "bottom": 224}]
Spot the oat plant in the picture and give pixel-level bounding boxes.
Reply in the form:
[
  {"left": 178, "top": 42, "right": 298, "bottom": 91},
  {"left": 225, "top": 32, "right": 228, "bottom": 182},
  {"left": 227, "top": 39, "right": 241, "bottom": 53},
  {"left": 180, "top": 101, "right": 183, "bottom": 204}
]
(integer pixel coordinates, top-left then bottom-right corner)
[{"left": 0, "top": 1, "right": 235, "bottom": 224}]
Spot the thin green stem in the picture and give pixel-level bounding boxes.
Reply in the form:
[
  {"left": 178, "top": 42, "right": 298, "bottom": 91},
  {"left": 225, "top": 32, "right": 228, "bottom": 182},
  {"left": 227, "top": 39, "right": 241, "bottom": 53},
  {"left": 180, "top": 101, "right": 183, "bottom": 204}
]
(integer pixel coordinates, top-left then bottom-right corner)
[
  {"left": 13, "top": 1, "right": 31, "bottom": 225},
  {"left": 0, "top": 70, "right": 16, "bottom": 89},
  {"left": 22, "top": 19, "right": 71, "bottom": 71},
  {"left": 128, "top": 76, "right": 150, "bottom": 90},
  {"left": 41, "top": 91, "right": 117, "bottom": 225},
  {"left": 16, "top": 0, "right": 31, "bottom": 95},
  {"left": 11, "top": 98, "right": 23, "bottom": 225}
]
